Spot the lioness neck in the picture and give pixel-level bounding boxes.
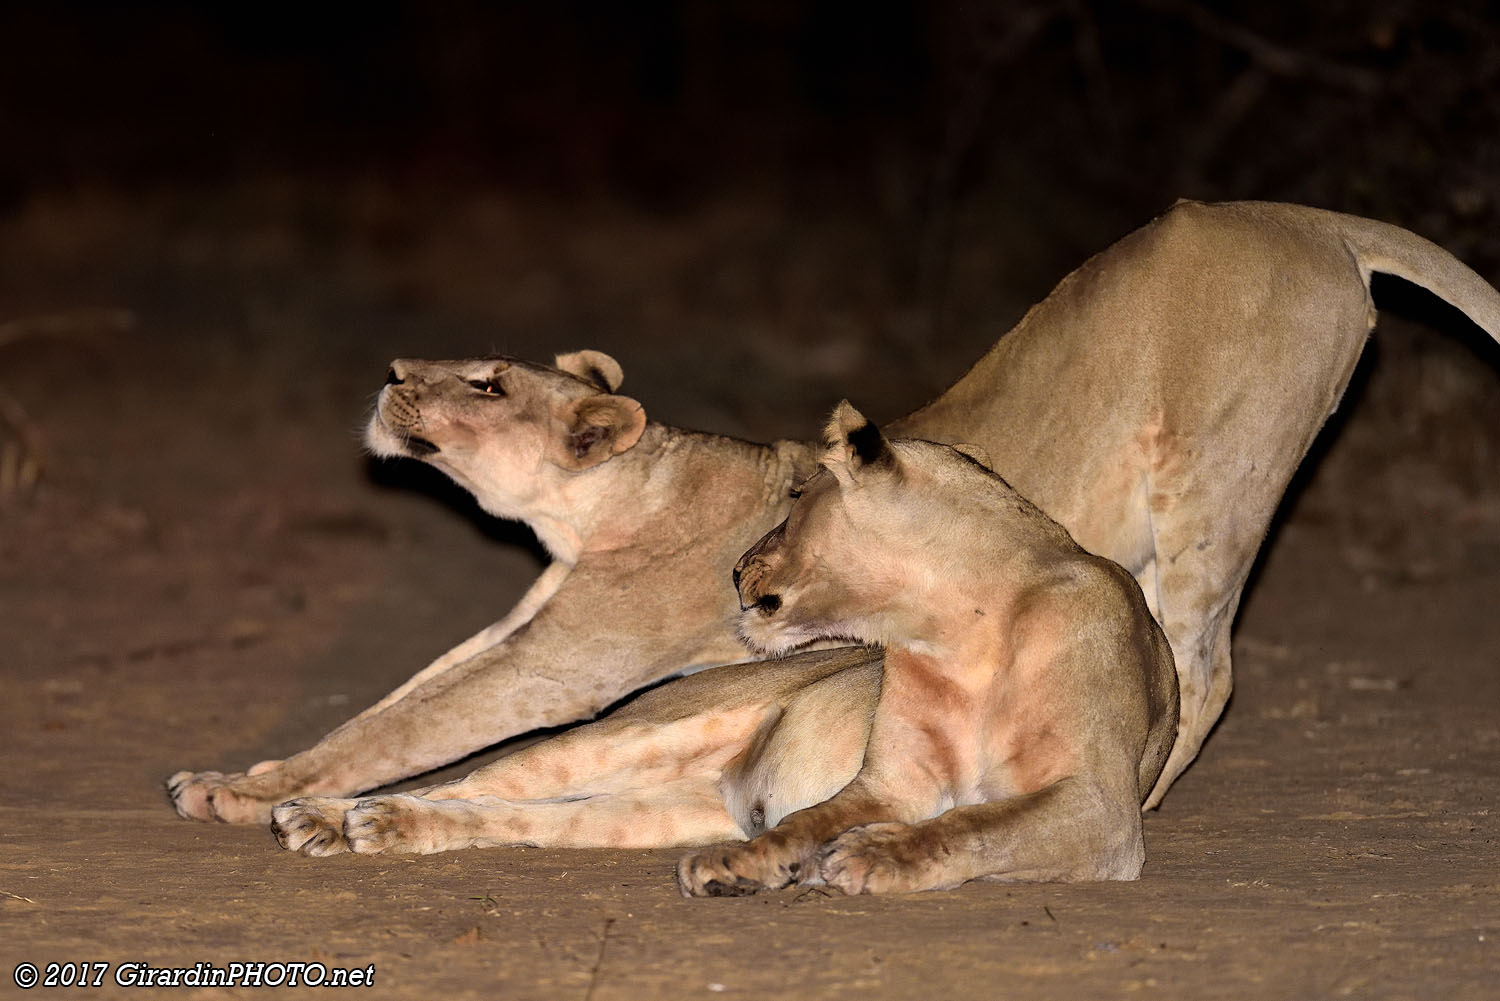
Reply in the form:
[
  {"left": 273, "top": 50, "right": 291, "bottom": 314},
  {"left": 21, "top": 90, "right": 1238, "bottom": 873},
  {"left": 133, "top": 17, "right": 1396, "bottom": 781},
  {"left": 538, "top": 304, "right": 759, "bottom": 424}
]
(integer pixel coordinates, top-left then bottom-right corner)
[
  {"left": 554, "top": 423, "right": 815, "bottom": 556},
  {"left": 885, "top": 495, "right": 1082, "bottom": 659}
]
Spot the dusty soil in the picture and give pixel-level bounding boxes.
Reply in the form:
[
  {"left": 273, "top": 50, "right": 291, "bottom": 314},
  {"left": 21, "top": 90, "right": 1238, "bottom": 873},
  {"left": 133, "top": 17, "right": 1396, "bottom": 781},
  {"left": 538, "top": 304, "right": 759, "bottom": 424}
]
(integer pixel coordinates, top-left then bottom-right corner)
[{"left": 1, "top": 185, "right": 1497, "bottom": 1000}]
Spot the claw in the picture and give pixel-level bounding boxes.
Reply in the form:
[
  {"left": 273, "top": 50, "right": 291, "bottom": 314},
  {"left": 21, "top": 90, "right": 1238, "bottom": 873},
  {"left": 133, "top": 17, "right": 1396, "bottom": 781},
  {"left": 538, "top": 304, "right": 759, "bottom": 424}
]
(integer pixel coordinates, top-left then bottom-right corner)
[{"left": 702, "top": 877, "right": 762, "bottom": 898}]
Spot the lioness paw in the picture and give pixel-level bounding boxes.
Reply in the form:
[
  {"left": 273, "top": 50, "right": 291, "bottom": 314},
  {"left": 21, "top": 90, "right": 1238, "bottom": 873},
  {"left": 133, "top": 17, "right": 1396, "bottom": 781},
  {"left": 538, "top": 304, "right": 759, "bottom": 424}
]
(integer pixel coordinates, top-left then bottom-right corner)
[
  {"left": 343, "top": 795, "right": 459, "bottom": 855},
  {"left": 166, "top": 770, "right": 276, "bottom": 825},
  {"left": 818, "top": 822, "right": 939, "bottom": 895},
  {"left": 676, "top": 838, "right": 806, "bottom": 898},
  {"left": 271, "top": 798, "right": 355, "bottom": 857}
]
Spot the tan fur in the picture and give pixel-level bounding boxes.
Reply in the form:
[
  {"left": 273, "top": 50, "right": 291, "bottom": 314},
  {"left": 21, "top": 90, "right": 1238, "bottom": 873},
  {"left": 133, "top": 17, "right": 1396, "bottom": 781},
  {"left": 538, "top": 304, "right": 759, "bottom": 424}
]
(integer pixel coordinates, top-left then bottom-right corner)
[
  {"left": 887, "top": 201, "right": 1500, "bottom": 805},
  {"left": 269, "top": 646, "right": 879, "bottom": 856},
  {"left": 169, "top": 200, "right": 1500, "bottom": 825},
  {"left": 677, "top": 406, "right": 1177, "bottom": 895}
]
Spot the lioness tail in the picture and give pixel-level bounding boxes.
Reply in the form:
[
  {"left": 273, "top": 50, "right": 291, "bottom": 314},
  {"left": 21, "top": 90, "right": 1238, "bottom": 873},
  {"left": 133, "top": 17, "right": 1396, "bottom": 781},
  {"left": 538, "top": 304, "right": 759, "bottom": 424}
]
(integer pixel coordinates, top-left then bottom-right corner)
[{"left": 1322, "top": 208, "right": 1500, "bottom": 342}]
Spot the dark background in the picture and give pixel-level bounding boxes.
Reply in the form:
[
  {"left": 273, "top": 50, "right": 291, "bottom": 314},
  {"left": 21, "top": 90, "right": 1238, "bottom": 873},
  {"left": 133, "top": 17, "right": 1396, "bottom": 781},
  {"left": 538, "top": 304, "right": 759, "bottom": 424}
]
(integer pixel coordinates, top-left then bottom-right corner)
[
  {"left": 5, "top": 2, "right": 1499, "bottom": 227},
  {"left": 6, "top": 0, "right": 1498, "bottom": 512},
  {"left": 2, "top": 5, "right": 1499, "bottom": 997},
  {"left": 5, "top": 2, "right": 1499, "bottom": 294},
  {"left": 5, "top": 1, "right": 1500, "bottom": 439}
]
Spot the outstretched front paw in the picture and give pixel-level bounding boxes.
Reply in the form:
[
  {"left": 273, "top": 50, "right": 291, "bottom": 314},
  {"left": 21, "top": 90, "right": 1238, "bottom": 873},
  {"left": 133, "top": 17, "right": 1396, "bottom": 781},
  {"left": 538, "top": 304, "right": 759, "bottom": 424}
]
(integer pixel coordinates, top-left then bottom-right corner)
[
  {"left": 818, "top": 822, "right": 943, "bottom": 895},
  {"left": 166, "top": 762, "right": 283, "bottom": 824},
  {"left": 676, "top": 834, "right": 809, "bottom": 898},
  {"left": 271, "top": 797, "right": 356, "bottom": 856}
]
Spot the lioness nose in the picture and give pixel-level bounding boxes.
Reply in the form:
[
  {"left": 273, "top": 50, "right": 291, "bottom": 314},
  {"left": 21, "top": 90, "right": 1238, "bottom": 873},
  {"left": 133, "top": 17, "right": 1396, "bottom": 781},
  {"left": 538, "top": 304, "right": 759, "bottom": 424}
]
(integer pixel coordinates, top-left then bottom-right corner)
[{"left": 385, "top": 366, "right": 405, "bottom": 386}]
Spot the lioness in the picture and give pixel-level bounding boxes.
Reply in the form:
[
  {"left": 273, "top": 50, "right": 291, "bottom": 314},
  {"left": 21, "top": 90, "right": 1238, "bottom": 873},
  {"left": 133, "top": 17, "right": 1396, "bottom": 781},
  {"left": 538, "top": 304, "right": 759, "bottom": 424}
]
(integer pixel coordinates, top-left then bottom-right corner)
[
  {"left": 171, "top": 351, "right": 823, "bottom": 823},
  {"left": 170, "top": 200, "right": 1500, "bottom": 821},
  {"left": 677, "top": 404, "right": 1177, "bottom": 895}
]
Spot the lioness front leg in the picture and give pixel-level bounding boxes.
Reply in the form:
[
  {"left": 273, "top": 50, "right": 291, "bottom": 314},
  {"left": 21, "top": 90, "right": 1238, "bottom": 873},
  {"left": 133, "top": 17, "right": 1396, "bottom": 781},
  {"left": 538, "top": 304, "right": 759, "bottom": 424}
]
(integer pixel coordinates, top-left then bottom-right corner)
[
  {"left": 350, "top": 562, "right": 572, "bottom": 722},
  {"left": 168, "top": 564, "right": 572, "bottom": 823},
  {"left": 676, "top": 779, "right": 926, "bottom": 896},
  {"left": 675, "top": 674, "right": 961, "bottom": 897},
  {"left": 679, "top": 649, "right": 965, "bottom": 894},
  {"left": 165, "top": 758, "right": 286, "bottom": 824},
  {"left": 818, "top": 779, "right": 1144, "bottom": 895}
]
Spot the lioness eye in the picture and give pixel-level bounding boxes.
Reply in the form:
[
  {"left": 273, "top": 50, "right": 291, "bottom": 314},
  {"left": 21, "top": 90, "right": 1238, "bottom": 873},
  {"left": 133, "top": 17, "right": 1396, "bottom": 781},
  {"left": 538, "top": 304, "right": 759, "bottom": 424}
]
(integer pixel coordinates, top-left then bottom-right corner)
[{"left": 467, "top": 379, "right": 505, "bottom": 396}]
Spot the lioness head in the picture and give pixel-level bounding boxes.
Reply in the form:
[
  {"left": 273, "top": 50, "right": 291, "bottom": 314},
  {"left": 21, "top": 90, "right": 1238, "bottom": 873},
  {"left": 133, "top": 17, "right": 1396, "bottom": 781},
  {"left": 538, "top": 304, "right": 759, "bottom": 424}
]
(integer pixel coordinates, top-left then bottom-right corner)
[
  {"left": 733, "top": 400, "right": 997, "bottom": 654},
  {"left": 366, "top": 349, "right": 647, "bottom": 526}
]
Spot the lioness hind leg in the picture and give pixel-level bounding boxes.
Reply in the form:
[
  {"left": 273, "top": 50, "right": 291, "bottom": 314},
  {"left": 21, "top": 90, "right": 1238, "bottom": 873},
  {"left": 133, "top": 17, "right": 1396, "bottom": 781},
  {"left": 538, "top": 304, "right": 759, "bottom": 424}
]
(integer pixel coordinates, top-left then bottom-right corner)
[
  {"left": 819, "top": 780, "right": 1143, "bottom": 895},
  {"left": 1135, "top": 438, "right": 1266, "bottom": 808},
  {"left": 1143, "top": 597, "right": 1238, "bottom": 809},
  {"left": 422, "top": 703, "right": 775, "bottom": 804},
  {"left": 339, "top": 780, "right": 741, "bottom": 855},
  {"left": 1146, "top": 605, "right": 1236, "bottom": 807}
]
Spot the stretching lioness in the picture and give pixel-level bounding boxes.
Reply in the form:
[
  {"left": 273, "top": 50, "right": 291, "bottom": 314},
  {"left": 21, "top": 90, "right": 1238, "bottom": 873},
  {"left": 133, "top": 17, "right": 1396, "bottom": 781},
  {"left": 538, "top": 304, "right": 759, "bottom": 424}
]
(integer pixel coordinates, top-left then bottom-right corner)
[
  {"left": 169, "top": 200, "right": 1500, "bottom": 821},
  {"left": 678, "top": 404, "right": 1177, "bottom": 895},
  {"left": 169, "top": 351, "right": 823, "bottom": 823}
]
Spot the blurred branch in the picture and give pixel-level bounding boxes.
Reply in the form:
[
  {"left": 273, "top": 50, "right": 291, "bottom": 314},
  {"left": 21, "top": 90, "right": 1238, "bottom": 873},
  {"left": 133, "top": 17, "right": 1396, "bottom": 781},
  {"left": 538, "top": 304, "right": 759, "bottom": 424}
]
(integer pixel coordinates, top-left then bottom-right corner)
[
  {"left": 1173, "top": 67, "right": 1271, "bottom": 196},
  {"left": 1140, "top": 0, "right": 1382, "bottom": 95},
  {"left": 919, "top": 3, "right": 1062, "bottom": 337},
  {"left": 0, "top": 389, "right": 42, "bottom": 498},
  {"left": 0, "top": 307, "right": 131, "bottom": 501},
  {"left": 1063, "top": 0, "right": 1119, "bottom": 144},
  {"left": 0, "top": 307, "right": 135, "bottom": 352}
]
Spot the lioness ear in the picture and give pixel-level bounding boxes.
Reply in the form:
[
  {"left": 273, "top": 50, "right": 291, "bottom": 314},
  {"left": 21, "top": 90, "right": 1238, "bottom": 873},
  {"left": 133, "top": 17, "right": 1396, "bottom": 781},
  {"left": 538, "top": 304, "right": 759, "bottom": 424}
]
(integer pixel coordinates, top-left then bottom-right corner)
[
  {"left": 821, "top": 399, "right": 893, "bottom": 480},
  {"left": 951, "top": 442, "right": 992, "bottom": 468},
  {"left": 552, "top": 394, "right": 647, "bottom": 470},
  {"left": 554, "top": 350, "right": 625, "bottom": 393}
]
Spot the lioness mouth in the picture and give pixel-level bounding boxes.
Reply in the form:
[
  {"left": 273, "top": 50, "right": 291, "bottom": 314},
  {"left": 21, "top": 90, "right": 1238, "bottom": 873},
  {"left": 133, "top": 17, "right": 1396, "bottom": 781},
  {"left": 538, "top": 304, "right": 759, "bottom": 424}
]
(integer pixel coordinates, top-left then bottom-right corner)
[
  {"left": 753, "top": 594, "right": 782, "bottom": 616},
  {"left": 403, "top": 435, "right": 439, "bottom": 456}
]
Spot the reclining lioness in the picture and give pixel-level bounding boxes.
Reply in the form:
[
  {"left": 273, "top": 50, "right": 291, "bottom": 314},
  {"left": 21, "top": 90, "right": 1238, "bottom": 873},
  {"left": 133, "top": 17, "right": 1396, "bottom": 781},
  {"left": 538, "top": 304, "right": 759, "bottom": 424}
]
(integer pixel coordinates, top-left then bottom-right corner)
[
  {"left": 170, "top": 200, "right": 1500, "bottom": 822},
  {"left": 677, "top": 404, "right": 1178, "bottom": 895}
]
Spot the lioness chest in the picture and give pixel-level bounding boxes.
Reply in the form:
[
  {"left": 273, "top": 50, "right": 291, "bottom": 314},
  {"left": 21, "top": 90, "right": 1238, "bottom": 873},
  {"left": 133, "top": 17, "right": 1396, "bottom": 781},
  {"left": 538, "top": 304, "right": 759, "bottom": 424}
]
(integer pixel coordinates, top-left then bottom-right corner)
[{"left": 880, "top": 613, "right": 1079, "bottom": 807}]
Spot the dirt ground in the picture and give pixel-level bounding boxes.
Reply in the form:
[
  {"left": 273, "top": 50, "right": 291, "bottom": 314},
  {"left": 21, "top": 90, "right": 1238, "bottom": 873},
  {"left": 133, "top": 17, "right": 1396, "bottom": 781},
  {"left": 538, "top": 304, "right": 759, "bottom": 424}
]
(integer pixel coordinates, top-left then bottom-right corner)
[{"left": 2, "top": 185, "right": 1497, "bottom": 1000}]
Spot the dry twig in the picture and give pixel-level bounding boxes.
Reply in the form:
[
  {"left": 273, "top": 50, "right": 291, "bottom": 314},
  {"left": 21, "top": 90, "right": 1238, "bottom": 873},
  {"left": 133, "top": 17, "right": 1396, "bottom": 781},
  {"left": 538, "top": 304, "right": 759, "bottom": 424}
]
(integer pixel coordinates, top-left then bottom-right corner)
[
  {"left": 1139, "top": 0, "right": 1382, "bottom": 94},
  {"left": 0, "top": 307, "right": 133, "bottom": 500}
]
